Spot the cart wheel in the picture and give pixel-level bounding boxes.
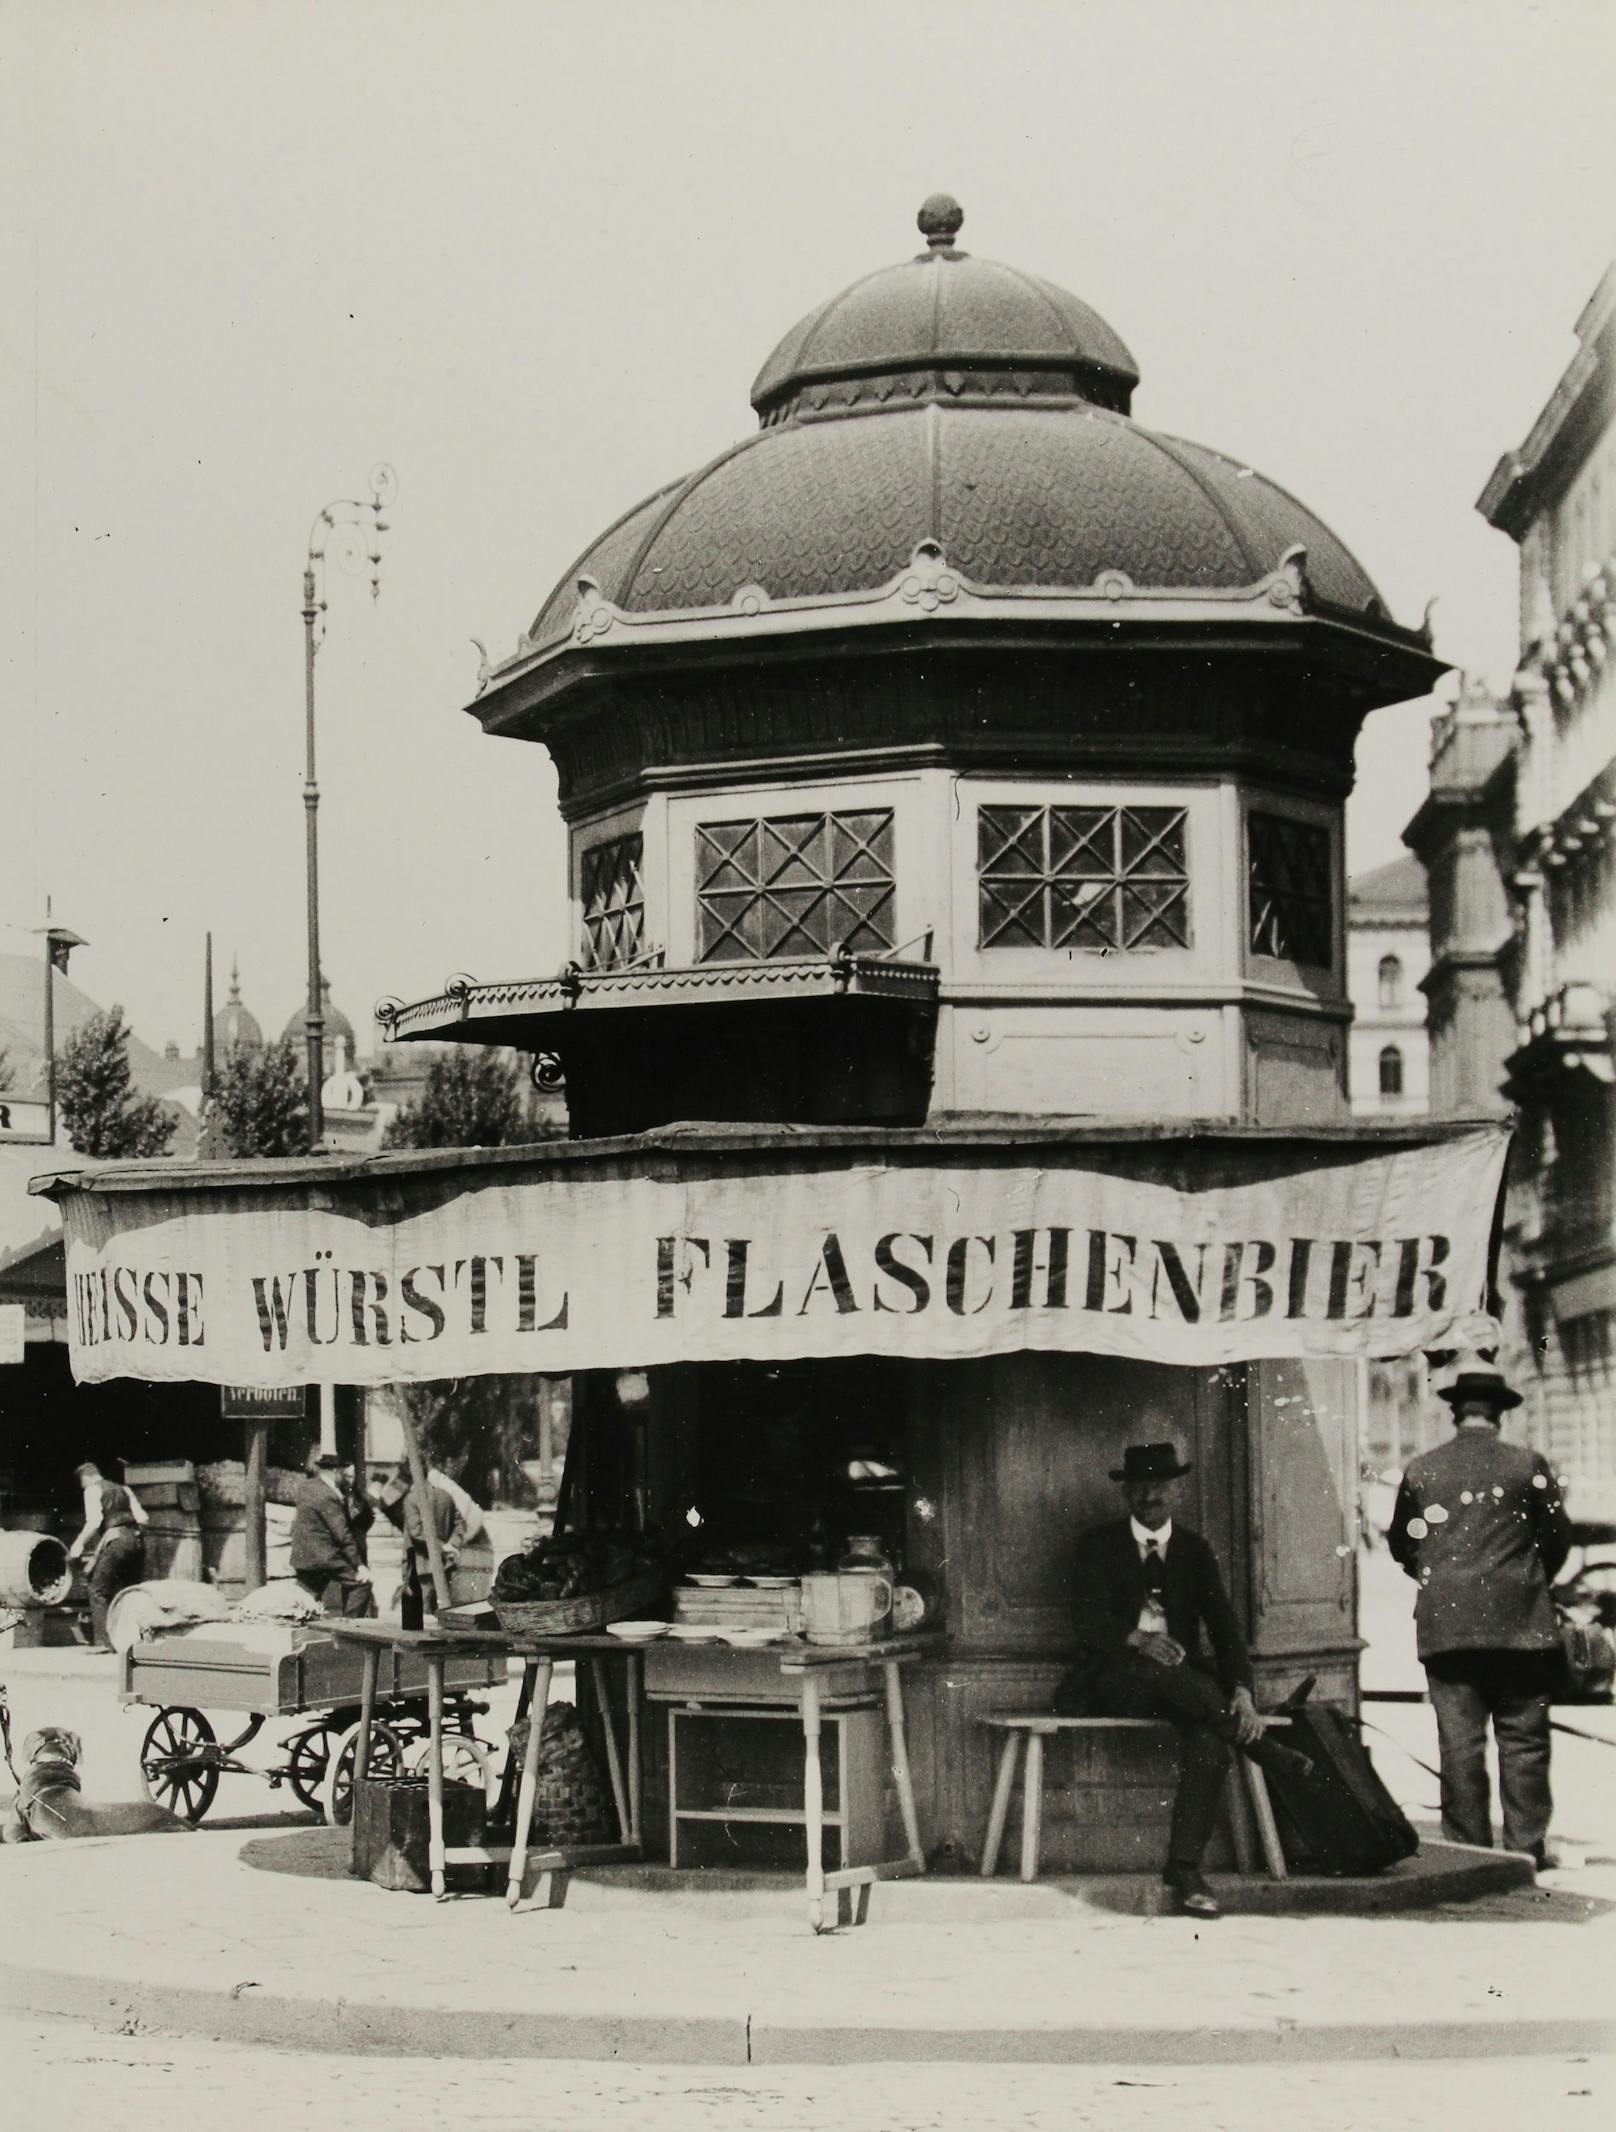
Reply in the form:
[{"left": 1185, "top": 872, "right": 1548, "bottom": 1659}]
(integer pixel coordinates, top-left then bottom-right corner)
[
  {"left": 320, "top": 1720, "right": 405, "bottom": 1828},
  {"left": 139, "top": 1706, "right": 220, "bottom": 1824},
  {"left": 405, "top": 1733, "right": 493, "bottom": 1798},
  {"left": 286, "top": 1724, "right": 341, "bottom": 1814}
]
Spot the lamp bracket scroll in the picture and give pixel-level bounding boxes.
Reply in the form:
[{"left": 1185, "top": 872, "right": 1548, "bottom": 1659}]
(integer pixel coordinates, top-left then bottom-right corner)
[{"left": 306, "top": 463, "right": 398, "bottom": 653}]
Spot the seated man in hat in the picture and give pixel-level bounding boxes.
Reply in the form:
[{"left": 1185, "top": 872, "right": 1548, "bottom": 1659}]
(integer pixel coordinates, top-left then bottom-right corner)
[
  {"left": 1388, "top": 1356, "right": 1569, "bottom": 1868},
  {"left": 1064, "top": 1437, "right": 1311, "bottom": 1919}
]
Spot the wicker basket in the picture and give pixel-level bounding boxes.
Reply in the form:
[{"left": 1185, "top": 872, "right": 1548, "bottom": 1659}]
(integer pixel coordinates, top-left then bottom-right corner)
[
  {"left": 504, "top": 1702, "right": 616, "bottom": 1845},
  {"left": 491, "top": 1563, "right": 666, "bottom": 1638}
]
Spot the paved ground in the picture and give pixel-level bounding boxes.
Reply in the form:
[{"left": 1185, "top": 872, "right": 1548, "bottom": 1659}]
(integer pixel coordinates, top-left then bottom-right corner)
[
  {"left": 5, "top": 1813, "right": 1613, "bottom": 2063},
  {"left": 3, "top": 1550, "right": 1614, "bottom": 2070},
  {"left": 4, "top": 2010, "right": 1610, "bottom": 2130}
]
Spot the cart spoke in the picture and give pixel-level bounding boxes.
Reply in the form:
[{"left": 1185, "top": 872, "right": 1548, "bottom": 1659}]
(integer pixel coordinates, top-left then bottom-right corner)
[{"left": 139, "top": 1706, "right": 220, "bottom": 1824}]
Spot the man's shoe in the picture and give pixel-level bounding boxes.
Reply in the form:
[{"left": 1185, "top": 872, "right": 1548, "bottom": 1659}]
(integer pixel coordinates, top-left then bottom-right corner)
[
  {"left": 1531, "top": 1843, "right": 1563, "bottom": 1872},
  {"left": 1162, "top": 1867, "right": 1222, "bottom": 1919}
]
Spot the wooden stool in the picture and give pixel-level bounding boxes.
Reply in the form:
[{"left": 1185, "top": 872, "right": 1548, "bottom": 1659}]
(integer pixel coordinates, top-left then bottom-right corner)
[{"left": 978, "top": 1714, "right": 1289, "bottom": 1883}]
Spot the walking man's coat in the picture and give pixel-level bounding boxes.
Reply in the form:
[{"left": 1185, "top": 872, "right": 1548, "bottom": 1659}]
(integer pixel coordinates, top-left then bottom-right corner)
[{"left": 1388, "top": 1361, "right": 1570, "bottom": 1862}]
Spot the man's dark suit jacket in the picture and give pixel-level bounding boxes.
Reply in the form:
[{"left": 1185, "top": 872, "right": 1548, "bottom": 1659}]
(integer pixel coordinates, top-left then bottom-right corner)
[
  {"left": 288, "top": 1477, "right": 363, "bottom": 1582},
  {"left": 1067, "top": 1520, "right": 1252, "bottom": 1697}
]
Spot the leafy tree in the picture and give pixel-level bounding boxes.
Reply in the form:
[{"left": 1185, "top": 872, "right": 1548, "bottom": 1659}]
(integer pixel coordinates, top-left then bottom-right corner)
[
  {"left": 56, "top": 1006, "right": 176, "bottom": 1159},
  {"left": 382, "top": 1048, "right": 529, "bottom": 1150},
  {"left": 206, "top": 1037, "right": 310, "bottom": 1158},
  {"left": 404, "top": 1374, "right": 544, "bottom": 1509}
]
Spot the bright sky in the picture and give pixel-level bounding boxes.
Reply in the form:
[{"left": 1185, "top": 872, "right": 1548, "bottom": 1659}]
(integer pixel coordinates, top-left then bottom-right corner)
[{"left": 3, "top": 0, "right": 1613, "bottom": 1054}]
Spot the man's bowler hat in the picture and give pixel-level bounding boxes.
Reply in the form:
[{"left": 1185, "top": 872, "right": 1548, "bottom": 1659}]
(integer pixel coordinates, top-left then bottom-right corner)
[
  {"left": 1110, "top": 1442, "right": 1193, "bottom": 1484},
  {"left": 1438, "top": 1361, "right": 1522, "bottom": 1412},
  {"left": 312, "top": 1450, "right": 349, "bottom": 1470}
]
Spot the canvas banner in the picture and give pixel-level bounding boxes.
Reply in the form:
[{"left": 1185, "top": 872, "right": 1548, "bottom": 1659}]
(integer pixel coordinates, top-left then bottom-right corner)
[{"left": 49, "top": 1126, "right": 1509, "bottom": 1388}]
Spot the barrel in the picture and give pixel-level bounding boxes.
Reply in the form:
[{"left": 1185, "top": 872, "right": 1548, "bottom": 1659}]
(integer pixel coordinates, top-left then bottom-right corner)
[{"left": 0, "top": 1530, "right": 72, "bottom": 1608}]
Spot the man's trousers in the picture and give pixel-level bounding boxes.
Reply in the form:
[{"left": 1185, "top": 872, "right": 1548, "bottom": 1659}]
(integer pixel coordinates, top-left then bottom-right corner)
[
  {"left": 1079, "top": 1655, "right": 1241, "bottom": 1871},
  {"left": 86, "top": 1530, "right": 144, "bottom": 1647},
  {"left": 1424, "top": 1649, "right": 1554, "bottom": 1856}
]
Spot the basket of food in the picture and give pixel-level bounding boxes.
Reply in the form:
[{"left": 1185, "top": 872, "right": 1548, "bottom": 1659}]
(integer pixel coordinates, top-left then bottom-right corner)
[{"left": 491, "top": 1532, "right": 667, "bottom": 1637}]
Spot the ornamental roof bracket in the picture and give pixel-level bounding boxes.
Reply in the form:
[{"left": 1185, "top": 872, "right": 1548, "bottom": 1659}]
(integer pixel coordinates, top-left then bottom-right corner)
[
  {"left": 898, "top": 539, "right": 962, "bottom": 612},
  {"left": 571, "top": 575, "right": 615, "bottom": 646},
  {"left": 1266, "top": 543, "right": 1312, "bottom": 613}
]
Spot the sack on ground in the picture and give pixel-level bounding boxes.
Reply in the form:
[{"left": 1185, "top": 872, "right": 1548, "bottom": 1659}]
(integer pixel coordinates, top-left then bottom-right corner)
[{"left": 1261, "top": 1688, "right": 1419, "bottom": 1876}]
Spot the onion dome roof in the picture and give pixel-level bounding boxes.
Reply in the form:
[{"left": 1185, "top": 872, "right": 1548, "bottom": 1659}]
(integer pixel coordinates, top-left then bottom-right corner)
[
  {"left": 518, "top": 197, "right": 1400, "bottom": 659},
  {"left": 213, "top": 960, "right": 263, "bottom": 1054}
]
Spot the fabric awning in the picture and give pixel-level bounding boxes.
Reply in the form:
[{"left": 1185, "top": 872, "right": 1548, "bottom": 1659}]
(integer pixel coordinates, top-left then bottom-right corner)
[{"left": 32, "top": 1117, "right": 1510, "bottom": 1388}]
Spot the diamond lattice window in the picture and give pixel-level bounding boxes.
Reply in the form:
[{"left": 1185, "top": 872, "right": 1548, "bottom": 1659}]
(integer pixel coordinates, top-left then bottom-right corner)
[
  {"left": 579, "top": 833, "right": 646, "bottom": 970},
  {"left": 977, "top": 804, "right": 1190, "bottom": 951},
  {"left": 696, "top": 810, "right": 896, "bottom": 963},
  {"left": 1248, "top": 812, "right": 1333, "bottom": 966}
]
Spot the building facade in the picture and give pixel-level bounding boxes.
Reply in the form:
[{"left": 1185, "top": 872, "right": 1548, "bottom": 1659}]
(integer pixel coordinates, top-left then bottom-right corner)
[
  {"left": 1346, "top": 853, "right": 1430, "bottom": 1119},
  {"left": 1344, "top": 852, "right": 1432, "bottom": 1473},
  {"left": 1408, "top": 263, "right": 1616, "bottom": 1500}
]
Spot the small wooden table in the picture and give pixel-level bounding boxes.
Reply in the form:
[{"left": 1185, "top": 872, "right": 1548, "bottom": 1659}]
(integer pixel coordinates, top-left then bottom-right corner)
[
  {"left": 327, "top": 1621, "right": 645, "bottom": 1909},
  {"left": 645, "top": 1632, "right": 937, "bottom": 1932}
]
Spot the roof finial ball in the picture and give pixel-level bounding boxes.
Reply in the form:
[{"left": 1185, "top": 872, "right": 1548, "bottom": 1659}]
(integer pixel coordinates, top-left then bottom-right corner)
[{"left": 917, "top": 192, "right": 965, "bottom": 254}]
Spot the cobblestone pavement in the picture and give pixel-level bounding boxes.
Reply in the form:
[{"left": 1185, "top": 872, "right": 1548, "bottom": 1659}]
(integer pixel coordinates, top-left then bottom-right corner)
[{"left": 3, "top": 2011, "right": 1610, "bottom": 2131}]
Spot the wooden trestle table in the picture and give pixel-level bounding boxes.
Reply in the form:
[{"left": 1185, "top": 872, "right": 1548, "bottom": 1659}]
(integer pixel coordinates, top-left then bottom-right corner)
[{"left": 326, "top": 1621, "right": 936, "bottom": 1930}]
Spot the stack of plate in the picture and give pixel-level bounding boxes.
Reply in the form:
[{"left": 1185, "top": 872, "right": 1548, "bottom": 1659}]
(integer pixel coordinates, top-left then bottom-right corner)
[{"left": 671, "top": 1580, "right": 802, "bottom": 1633}]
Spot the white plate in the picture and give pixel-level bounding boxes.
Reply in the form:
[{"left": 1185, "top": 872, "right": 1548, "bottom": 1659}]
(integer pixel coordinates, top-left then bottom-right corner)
[
  {"left": 667, "top": 1624, "right": 720, "bottom": 1640},
  {"left": 719, "top": 1628, "right": 779, "bottom": 1647},
  {"left": 686, "top": 1573, "right": 740, "bottom": 1588},
  {"left": 605, "top": 1620, "right": 669, "bottom": 1641},
  {"left": 743, "top": 1575, "right": 795, "bottom": 1589}
]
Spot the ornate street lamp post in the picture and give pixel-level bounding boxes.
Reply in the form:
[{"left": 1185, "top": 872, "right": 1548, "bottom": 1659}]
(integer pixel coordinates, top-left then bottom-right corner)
[{"left": 302, "top": 465, "right": 396, "bottom": 1148}]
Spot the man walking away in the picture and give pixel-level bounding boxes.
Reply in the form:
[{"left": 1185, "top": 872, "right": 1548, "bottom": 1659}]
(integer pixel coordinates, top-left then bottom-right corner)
[
  {"left": 67, "top": 1461, "right": 147, "bottom": 1649},
  {"left": 289, "top": 1453, "right": 376, "bottom": 1617},
  {"left": 1388, "top": 1356, "right": 1570, "bottom": 1868},
  {"left": 1065, "top": 1437, "right": 1312, "bottom": 1919}
]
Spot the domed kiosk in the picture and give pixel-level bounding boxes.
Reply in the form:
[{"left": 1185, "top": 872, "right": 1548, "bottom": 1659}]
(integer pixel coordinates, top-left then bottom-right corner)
[
  {"left": 386, "top": 198, "right": 1437, "bottom": 1141},
  {"left": 43, "top": 206, "right": 1508, "bottom": 1904}
]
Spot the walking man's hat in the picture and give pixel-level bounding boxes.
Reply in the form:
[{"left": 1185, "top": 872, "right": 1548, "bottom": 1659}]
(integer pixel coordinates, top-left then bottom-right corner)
[
  {"left": 1437, "top": 1358, "right": 1522, "bottom": 1412},
  {"left": 1110, "top": 1443, "right": 1193, "bottom": 1484}
]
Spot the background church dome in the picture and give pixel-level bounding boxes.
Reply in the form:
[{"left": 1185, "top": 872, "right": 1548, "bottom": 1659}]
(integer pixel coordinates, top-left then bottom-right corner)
[
  {"left": 281, "top": 977, "right": 355, "bottom": 1071},
  {"left": 213, "top": 959, "right": 263, "bottom": 1055}
]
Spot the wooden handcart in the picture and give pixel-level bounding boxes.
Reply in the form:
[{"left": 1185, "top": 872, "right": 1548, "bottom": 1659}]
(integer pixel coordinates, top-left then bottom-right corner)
[{"left": 121, "top": 1627, "right": 506, "bottom": 1825}]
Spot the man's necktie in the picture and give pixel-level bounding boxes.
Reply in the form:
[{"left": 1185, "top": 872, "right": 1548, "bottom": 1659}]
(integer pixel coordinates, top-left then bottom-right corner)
[{"left": 1143, "top": 1539, "right": 1166, "bottom": 1609}]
